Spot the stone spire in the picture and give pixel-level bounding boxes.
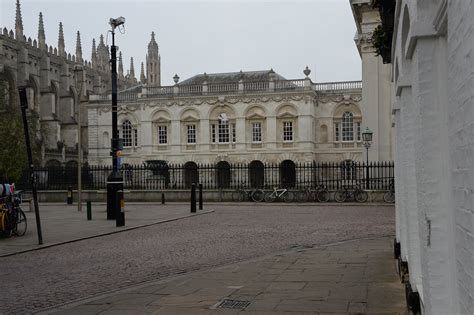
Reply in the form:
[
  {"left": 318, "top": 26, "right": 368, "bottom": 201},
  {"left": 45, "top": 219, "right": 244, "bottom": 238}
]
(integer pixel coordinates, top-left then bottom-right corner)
[
  {"left": 118, "top": 51, "right": 124, "bottom": 78},
  {"left": 15, "top": 0, "right": 24, "bottom": 40},
  {"left": 75, "top": 31, "right": 82, "bottom": 62},
  {"left": 91, "top": 38, "right": 97, "bottom": 68},
  {"left": 140, "top": 62, "right": 146, "bottom": 84},
  {"left": 96, "top": 34, "right": 109, "bottom": 71},
  {"left": 129, "top": 57, "right": 135, "bottom": 81},
  {"left": 58, "top": 22, "right": 65, "bottom": 57},
  {"left": 38, "top": 12, "right": 46, "bottom": 50},
  {"left": 146, "top": 31, "right": 161, "bottom": 86}
]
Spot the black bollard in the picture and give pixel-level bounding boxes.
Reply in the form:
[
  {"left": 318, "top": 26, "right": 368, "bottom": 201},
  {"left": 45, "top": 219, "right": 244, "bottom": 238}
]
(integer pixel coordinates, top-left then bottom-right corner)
[
  {"left": 199, "top": 183, "right": 203, "bottom": 210},
  {"left": 191, "top": 183, "right": 196, "bottom": 213},
  {"left": 67, "top": 186, "right": 73, "bottom": 204},
  {"left": 87, "top": 200, "right": 92, "bottom": 220},
  {"left": 161, "top": 193, "right": 165, "bottom": 204}
]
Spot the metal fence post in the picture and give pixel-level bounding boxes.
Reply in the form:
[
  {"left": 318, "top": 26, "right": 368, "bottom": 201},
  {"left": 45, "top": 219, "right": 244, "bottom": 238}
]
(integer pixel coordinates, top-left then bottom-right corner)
[
  {"left": 199, "top": 183, "right": 203, "bottom": 210},
  {"left": 191, "top": 183, "right": 196, "bottom": 213},
  {"left": 87, "top": 200, "right": 92, "bottom": 220}
]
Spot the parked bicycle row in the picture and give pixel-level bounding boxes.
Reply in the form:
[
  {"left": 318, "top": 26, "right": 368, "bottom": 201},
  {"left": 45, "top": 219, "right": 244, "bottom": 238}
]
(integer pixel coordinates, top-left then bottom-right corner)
[
  {"left": 0, "top": 183, "right": 27, "bottom": 238},
  {"left": 232, "top": 183, "right": 395, "bottom": 203}
]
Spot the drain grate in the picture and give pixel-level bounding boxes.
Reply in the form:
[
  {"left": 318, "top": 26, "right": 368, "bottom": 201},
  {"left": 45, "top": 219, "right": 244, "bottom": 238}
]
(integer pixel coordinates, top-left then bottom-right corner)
[{"left": 216, "top": 299, "right": 251, "bottom": 310}]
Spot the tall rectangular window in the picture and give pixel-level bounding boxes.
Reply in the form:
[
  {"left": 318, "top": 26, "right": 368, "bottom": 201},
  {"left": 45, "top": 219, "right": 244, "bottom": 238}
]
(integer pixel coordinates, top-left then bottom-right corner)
[
  {"left": 335, "top": 123, "right": 340, "bottom": 142},
  {"left": 122, "top": 120, "right": 132, "bottom": 147},
  {"left": 218, "top": 120, "right": 230, "bottom": 143},
  {"left": 283, "top": 121, "right": 293, "bottom": 142},
  {"left": 158, "top": 125, "right": 167, "bottom": 144},
  {"left": 232, "top": 123, "right": 236, "bottom": 143},
  {"left": 187, "top": 124, "right": 196, "bottom": 144},
  {"left": 252, "top": 122, "right": 262, "bottom": 142},
  {"left": 211, "top": 124, "right": 216, "bottom": 143},
  {"left": 357, "top": 122, "right": 361, "bottom": 141}
]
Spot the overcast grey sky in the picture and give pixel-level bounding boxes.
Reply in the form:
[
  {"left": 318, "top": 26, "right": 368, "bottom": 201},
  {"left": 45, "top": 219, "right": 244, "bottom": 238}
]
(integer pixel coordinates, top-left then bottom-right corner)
[{"left": 1, "top": 0, "right": 361, "bottom": 85}]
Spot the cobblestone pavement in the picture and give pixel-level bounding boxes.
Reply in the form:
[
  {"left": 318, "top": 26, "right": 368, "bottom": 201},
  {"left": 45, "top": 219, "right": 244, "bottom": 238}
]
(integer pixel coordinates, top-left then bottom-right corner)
[
  {"left": 54, "top": 237, "right": 405, "bottom": 315},
  {"left": 0, "top": 204, "right": 395, "bottom": 314}
]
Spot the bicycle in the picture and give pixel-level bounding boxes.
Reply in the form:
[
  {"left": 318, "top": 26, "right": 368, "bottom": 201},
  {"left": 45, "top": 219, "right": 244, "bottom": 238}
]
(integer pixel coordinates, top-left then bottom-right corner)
[
  {"left": 0, "top": 191, "right": 27, "bottom": 237},
  {"left": 296, "top": 185, "right": 330, "bottom": 202},
  {"left": 232, "top": 186, "right": 265, "bottom": 202},
  {"left": 383, "top": 181, "right": 395, "bottom": 203},
  {"left": 264, "top": 187, "right": 294, "bottom": 202},
  {"left": 334, "top": 183, "right": 368, "bottom": 203}
]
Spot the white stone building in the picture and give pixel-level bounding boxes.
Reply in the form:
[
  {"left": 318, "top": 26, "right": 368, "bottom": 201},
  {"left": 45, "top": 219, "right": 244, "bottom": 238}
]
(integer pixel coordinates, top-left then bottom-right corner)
[
  {"left": 352, "top": 0, "right": 474, "bottom": 313},
  {"left": 87, "top": 69, "right": 368, "bottom": 166}
]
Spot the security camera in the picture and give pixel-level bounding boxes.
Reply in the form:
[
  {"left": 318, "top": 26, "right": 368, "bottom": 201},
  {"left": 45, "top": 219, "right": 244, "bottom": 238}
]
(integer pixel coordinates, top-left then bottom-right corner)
[{"left": 109, "top": 16, "right": 125, "bottom": 29}]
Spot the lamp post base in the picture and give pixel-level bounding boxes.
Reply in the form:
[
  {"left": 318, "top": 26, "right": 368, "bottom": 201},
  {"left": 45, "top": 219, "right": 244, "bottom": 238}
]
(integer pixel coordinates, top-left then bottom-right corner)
[{"left": 106, "top": 171, "right": 123, "bottom": 220}]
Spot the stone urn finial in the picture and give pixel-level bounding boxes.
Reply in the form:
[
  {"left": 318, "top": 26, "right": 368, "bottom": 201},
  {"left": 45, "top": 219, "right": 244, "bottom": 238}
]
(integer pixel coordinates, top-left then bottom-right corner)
[
  {"left": 173, "top": 73, "right": 179, "bottom": 84},
  {"left": 303, "top": 66, "right": 311, "bottom": 77}
]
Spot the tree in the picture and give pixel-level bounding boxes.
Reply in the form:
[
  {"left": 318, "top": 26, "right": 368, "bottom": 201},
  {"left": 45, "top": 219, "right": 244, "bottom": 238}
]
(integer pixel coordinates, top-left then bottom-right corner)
[{"left": 0, "top": 80, "right": 40, "bottom": 183}]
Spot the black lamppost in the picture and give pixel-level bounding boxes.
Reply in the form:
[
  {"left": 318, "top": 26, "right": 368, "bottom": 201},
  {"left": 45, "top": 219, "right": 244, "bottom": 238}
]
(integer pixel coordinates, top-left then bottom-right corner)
[
  {"left": 362, "top": 127, "right": 373, "bottom": 190},
  {"left": 106, "top": 16, "right": 125, "bottom": 226},
  {"left": 18, "top": 87, "right": 43, "bottom": 244}
]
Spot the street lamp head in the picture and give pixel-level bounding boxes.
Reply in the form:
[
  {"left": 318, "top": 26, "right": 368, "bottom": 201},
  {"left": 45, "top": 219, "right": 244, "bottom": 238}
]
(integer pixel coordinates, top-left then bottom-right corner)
[
  {"left": 109, "top": 16, "right": 125, "bottom": 30},
  {"left": 362, "top": 127, "right": 373, "bottom": 143}
]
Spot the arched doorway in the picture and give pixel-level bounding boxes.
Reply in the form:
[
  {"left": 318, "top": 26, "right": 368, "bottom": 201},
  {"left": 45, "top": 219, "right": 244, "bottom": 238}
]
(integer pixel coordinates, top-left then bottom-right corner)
[
  {"left": 183, "top": 161, "right": 199, "bottom": 188},
  {"left": 248, "top": 160, "right": 264, "bottom": 188},
  {"left": 216, "top": 161, "right": 231, "bottom": 189},
  {"left": 280, "top": 160, "right": 296, "bottom": 188}
]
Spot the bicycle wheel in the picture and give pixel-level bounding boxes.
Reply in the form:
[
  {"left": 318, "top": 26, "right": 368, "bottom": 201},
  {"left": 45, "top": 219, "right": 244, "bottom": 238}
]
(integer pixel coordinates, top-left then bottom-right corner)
[
  {"left": 355, "top": 190, "right": 369, "bottom": 203},
  {"left": 317, "top": 189, "right": 330, "bottom": 202},
  {"left": 283, "top": 191, "right": 295, "bottom": 202},
  {"left": 251, "top": 189, "right": 265, "bottom": 202},
  {"left": 334, "top": 190, "right": 347, "bottom": 203},
  {"left": 264, "top": 192, "right": 276, "bottom": 202},
  {"left": 296, "top": 191, "right": 308, "bottom": 202},
  {"left": 13, "top": 208, "right": 27, "bottom": 236},
  {"left": 383, "top": 191, "right": 395, "bottom": 203}
]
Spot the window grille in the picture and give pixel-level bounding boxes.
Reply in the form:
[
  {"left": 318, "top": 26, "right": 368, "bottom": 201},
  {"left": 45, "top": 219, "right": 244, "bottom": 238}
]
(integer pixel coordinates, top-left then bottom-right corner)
[
  {"left": 122, "top": 120, "right": 132, "bottom": 147},
  {"left": 252, "top": 122, "right": 262, "bottom": 142},
  {"left": 283, "top": 121, "right": 293, "bottom": 142},
  {"left": 218, "top": 119, "right": 230, "bottom": 143},
  {"left": 232, "top": 123, "right": 236, "bottom": 143},
  {"left": 335, "top": 123, "right": 340, "bottom": 142},
  {"left": 134, "top": 129, "right": 138, "bottom": 146},
  {"left": 158, "top": 125, "right": 167, "bottom": 144},
  {"left": 187, "top": 124, "right": 196, "bottom": 144},
  {"left": 342, "top": 112, "right": 354, "bottom": 141}
]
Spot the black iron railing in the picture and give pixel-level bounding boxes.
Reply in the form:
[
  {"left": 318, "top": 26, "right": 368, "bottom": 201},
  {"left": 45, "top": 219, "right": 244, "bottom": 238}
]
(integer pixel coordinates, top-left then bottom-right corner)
[{"left": 17, "top": 161, "right": 394, "bottom": 191}]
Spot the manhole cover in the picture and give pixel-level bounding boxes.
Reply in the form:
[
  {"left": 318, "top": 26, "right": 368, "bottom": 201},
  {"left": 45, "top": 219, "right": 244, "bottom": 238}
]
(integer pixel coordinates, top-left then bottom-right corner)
[{"left": 216, "top": 299, "right": 251, "bottom": 310}]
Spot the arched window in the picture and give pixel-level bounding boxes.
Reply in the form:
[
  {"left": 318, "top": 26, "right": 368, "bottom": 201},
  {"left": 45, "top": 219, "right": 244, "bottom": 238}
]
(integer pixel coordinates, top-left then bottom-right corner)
[
  {"left": 122, "top": 120, "right": 132, "bottom": 147},
  {"left": 342, "top": 112, "right": 354, "bottom": 141}
]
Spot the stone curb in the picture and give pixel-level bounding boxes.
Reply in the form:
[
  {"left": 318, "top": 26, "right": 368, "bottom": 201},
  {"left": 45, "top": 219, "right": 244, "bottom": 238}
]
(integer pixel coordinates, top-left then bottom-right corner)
[
  {"left": 0, "top": 209, "right": 214, "bottom": 258},
  {"left": 38, "top": 234, "right": 395, "bottom": 315}
]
